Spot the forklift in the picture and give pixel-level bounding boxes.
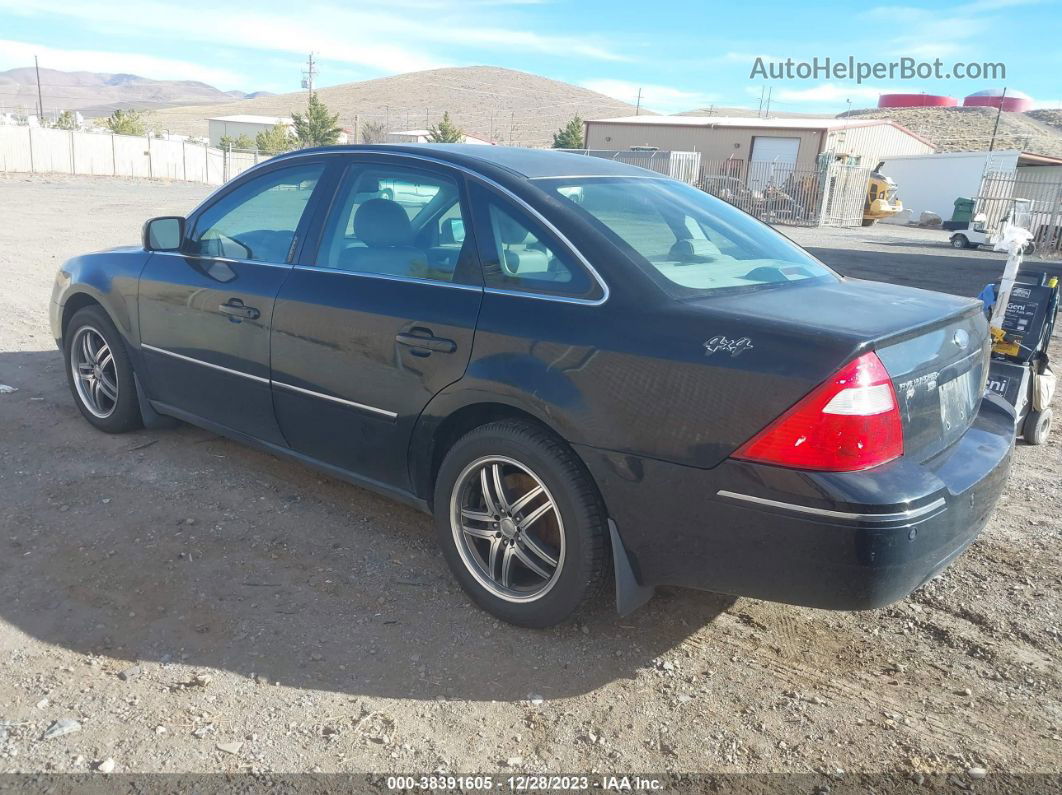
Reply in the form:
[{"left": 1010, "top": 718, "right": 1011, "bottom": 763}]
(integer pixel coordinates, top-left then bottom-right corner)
[{"left": 978, "top": 199, "right": 1058, "bottom": 444}]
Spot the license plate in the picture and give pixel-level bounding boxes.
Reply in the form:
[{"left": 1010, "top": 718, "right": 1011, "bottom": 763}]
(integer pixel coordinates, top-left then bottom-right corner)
[{"left": 939, "top": 369, "right": 977, "bottom": 433}]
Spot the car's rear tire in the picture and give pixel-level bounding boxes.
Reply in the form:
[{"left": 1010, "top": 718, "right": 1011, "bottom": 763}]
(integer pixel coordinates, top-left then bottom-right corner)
[
  {"left": 433, "top": 419, "right": 609, "bottom": 628},
  {"left": 64, "top": 305, "right": 143, "bottom": 434},
  {"left": 1023, "top": 407, "right": 1052, "bottom": 445},
  {"left": 951, "top": 234, "right": 970, "bottom": 249}
]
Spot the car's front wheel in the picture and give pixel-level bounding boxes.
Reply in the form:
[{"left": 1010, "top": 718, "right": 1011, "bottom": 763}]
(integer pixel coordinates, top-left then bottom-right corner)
[
  {"left": 64, "top": 305, "right": 142, "bottom": 433},
  {"left": 434, "top": 420, "right": 609, "bottom": 627}
]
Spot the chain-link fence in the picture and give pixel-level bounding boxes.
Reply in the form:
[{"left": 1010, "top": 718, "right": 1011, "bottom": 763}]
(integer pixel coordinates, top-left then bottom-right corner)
[{"left": 977, "top": 170, "right": 1062, "bottom": 258}]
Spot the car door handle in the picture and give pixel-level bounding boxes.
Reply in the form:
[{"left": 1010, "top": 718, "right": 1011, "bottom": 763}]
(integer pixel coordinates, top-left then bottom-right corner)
[
  {"left": 395, "top": 331, "right": 457, "bottom": 354},
  {"left": 219, "top": 299, "right": 260, "bottom": 321}
]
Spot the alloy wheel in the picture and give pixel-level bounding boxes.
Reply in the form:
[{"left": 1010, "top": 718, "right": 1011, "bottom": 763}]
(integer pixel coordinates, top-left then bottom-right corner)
[
  {"left": 70, "top": 326, "right": 119, "bottom": 419},
  {"left": 449, "top": 455, "right": 565, "bottom": 603}
]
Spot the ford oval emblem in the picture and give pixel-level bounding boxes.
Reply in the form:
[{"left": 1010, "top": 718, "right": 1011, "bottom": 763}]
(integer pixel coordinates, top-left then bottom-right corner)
[{"left": 953, "top": 329, "right": 970, "bottom": 350}]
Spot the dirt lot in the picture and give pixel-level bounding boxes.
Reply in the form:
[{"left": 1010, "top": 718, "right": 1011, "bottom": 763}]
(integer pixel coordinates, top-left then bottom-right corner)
[{"left": 0, "top": 174, "right": 1060, "bottom": 782}]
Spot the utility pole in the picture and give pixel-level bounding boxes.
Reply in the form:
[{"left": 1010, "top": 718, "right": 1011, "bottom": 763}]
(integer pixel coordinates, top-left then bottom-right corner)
[
  {"left": 353, "top": 114, "right": 359, "bottom": 144},
  {"left": 764, "top": 86, "right": 773, "bottom": 118},
  {"left": 34, "top": 55, "right": 44, "bottom": 120},
  {"left": 302, "top": 53, "right": 317, "bottom": 98},
  {"left": 988, "top": 87, "right": 1007, "bottom": 152},
  {"left": 757, "top": 86, "right": 765, "bottom": 117},
  {"left": 635, "top": 87, "right": 642, "bottom": 116}
]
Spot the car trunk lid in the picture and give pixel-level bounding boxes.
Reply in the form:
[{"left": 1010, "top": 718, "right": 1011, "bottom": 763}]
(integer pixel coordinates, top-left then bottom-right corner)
[{"left": 687, "top": 277, "right": 989, "bottom": 464}]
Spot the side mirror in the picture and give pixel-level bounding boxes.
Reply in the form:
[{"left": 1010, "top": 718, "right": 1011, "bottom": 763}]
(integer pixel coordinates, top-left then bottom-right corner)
[
  {"left": 143, "top": 216, "right": 185, "bottom": 252},
  {"left": 441, "top": 217, "right": 465, "bottom": 244}
]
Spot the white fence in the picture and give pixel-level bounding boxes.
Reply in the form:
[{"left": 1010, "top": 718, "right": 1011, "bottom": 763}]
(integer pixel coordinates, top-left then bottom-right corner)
[{"left": 0, "top": 126, "right": 269, "bottom": 185}]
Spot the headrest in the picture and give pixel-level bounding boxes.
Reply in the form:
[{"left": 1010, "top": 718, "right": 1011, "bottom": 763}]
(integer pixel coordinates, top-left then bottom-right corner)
[
  {"left": 495, "top": 212, "right": 530, "bottom": 245},
  {"left": 669, "top": 238, "right": 720, "bottom": 263},
  {"left": 354, "top": 199, "right": 412, "bottom": 247}
]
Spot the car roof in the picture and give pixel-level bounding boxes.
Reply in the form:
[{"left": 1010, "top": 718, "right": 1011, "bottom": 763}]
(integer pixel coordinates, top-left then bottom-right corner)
[{"left": 275, "top": 144, "right": 663, "bottom": 181}]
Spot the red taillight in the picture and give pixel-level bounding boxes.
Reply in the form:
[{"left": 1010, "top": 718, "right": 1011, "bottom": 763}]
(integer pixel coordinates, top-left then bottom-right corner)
[{"left": 734, "top": 351, "right": 903, "bottom": 472}]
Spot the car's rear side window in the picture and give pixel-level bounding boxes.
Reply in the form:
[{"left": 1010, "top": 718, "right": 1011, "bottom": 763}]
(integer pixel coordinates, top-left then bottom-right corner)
[
  {"left": 470, "top": 184, "right": 601, "bottom": 300},
  {"left": 542, "top": 177, "right": 836, "bottom": 297},
  {"left": 188, "top": 164, "right": 324, "bottom": 264}
]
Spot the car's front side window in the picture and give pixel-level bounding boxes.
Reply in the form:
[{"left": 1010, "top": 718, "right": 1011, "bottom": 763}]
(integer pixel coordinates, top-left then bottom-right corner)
[
  {"left": 316, "top": 163, "right": 470, "bottom": 284},
  {"left": 188, "top": 164, "right": 325, "bottom": 264}
]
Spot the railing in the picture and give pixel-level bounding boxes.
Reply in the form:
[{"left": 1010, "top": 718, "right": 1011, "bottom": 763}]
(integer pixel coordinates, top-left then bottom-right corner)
[
  {"left": 561, "top": 149, "right": 702, "bottom": 184},
  {"left": 699, "top": 158, "right": 872, "bottom": 227},
  {"left": 977, "top": 170, "right": 1062, "bottom": 258}
]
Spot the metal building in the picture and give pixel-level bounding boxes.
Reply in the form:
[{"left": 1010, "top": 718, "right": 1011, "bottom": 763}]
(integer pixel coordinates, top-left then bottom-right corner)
[{"left": 584, "top": 115, "right": 934, "bottom": 173}]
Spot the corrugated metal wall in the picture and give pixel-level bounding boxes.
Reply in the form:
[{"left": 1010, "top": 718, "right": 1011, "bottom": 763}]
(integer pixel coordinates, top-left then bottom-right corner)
[
  {"left": 584, "top": 122, "right": 824, "bottom": 171},
  {"left": 824, "top": 123, "right": 934, "bottom": 164}
]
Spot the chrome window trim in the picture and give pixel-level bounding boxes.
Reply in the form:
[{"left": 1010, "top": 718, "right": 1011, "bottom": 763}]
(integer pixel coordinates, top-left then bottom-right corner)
[
  {"left": 141, "top": 343, "right": 270, "bottom": 384},
  {"left": 528, "top": 174, "right": 670, "bottom": 182},
  {"left": 716, "top": 490, "right": 947, "bottom": 523},
  {"left": 272, "top": 380, "right": 398, "bottom": 419},
  {"left": 151, "top": 250, "right": 294, "bottom": 269},
  {"left": 141, "top": 343, "right": 398, "bottom": 419},
  {"left": 285, "top": 149, "right": 611, "bottom": 307},
  {"left": 292, "top": 263, "right": 483, "bottom": 292}
]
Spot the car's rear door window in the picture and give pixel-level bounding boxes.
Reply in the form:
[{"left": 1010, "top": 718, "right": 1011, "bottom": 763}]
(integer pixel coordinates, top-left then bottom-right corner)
[
  {"left": 316, "top": 163, "right": 473, "bottom": 284},
  {"left": 188, "top": 163, "right": 324, "bottom": 264}
]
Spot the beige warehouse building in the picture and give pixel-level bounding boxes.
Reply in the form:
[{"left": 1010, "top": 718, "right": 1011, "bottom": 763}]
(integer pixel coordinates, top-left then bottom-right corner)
[{"left": 584, "top": 115, "right": 935, "bottom": 173}]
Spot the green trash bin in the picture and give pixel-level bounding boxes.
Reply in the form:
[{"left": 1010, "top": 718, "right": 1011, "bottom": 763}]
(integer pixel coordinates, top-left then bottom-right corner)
[{"left": 952, "top": 197, "right": 976, "bottom": 223}]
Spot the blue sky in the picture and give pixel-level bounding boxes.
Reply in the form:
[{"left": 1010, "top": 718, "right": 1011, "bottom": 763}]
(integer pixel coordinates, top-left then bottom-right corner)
[{"left": 0, "top": 0, "right": 1059, "bottom": 114}]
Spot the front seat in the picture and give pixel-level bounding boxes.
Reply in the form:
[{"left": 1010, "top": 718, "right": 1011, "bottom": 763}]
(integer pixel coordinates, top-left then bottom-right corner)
[{"left": 339, "top": 198, "right": 427, "bottom": 277}]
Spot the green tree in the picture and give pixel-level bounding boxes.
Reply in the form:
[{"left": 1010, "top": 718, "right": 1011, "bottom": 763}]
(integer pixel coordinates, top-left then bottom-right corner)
[
  {"left": 53, "top": 110, "right": 78, "bottom": 130},
  {"left": 551, "top": 115, "right": 584, "bottom": 149},
  {"left": 292, "top": 93, "right": 341, "bottom": 147},
  {"left": 218, "top": 133, "right": 256, "bottom": 150},
  {"left": 426, "top": 111, "right": 464, "bottom": 143},
  {"left": 255, "top": 123, "right": 295, "bottom": 155},
  {"left": 360, "top": 120, "right": 389, "bottom": 144},
  {"left": 105, "top": 108, "right": 146, "bottom": 136}
]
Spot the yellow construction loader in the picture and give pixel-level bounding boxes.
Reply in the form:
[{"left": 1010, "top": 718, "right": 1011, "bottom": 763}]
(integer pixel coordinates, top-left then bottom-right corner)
[{"left": 862, "top": 161, "right": 903, "bottom": 226}]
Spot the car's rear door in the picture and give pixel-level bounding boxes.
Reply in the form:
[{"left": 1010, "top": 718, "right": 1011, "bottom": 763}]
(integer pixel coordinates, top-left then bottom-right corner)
[
  {"left": 268, "top": 155, "right": 483, "bottom": 490},
  {"left": 138, "top": 159, "right": 334, "bottom": 444}
]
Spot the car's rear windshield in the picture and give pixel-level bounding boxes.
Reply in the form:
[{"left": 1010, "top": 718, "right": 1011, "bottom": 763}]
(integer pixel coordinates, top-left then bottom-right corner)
[{"left": 539, "top": 176, "right": 837, "bottom": 297}]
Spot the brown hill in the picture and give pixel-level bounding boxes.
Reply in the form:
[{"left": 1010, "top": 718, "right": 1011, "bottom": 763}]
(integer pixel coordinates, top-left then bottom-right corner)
[
  {"left": 142, "top": 66, "right": 641, "bottom": 147},
  {"left": 0, "top": 67, "right": 264, "bottom": 118},
  {"left": 680, "top": 106, "right": 833, "bottom": 119},
  {"left": 839, "top": 106, "right": 1062, "bottom": 158}
]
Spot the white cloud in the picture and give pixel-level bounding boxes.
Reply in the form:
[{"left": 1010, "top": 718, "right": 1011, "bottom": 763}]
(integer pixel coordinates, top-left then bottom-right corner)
[
  {"left": 0, "top": 39, "right": 246, "bottom": 87},
  {"left": 580, "top": 79, "right": 719, "bottom": 113},
  {"left": 0, "top": 0, "right": 627, "bottom": 85}
]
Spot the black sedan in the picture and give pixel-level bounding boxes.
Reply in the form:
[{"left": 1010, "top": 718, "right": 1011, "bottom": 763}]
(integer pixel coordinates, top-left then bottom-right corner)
[{"left": 50, "top": 145, "right": 1014, "bottom": 627}]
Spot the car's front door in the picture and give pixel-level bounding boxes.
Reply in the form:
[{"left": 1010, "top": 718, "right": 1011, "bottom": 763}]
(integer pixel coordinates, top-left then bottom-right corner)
[
  {"left": 138, "top": 160, "right": 331, "bottom": 444},
  {"left": 269, "top": 156, "right": 483, "bottom": 489}
]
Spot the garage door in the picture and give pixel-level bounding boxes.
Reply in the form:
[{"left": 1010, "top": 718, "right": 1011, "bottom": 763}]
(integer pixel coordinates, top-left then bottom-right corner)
[{"left": 749, "top": 136, "right": 800, "bottom": 191}]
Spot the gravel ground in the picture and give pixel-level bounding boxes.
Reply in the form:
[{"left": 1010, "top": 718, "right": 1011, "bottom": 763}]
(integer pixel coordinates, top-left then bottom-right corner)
[{"left": 0, "top": 174, "right": 1059, "bottom": 781}]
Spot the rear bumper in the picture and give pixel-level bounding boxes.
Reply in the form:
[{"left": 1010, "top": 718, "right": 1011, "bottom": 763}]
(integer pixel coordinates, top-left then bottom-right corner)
[{"left": 577, "top": 393, "right": 1015, "bottom": 610}]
